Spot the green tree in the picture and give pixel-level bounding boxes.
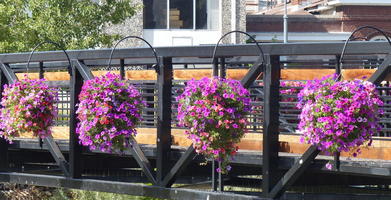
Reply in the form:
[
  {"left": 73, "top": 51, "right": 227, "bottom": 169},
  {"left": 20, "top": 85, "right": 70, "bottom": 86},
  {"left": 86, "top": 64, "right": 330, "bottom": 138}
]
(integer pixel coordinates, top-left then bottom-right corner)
[{"left": 0, "top": 0, "right": 139, "bottom": 53}]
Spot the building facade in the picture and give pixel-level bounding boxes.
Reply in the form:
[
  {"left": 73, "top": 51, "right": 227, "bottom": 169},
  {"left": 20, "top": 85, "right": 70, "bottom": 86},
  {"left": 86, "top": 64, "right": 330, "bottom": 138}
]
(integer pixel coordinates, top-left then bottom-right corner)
[
  {"left": 107, "top": 0, "right": 246, "bottom": 47},
  {"left": 246, "top": 0, "right": 391, "bottom": 42}
]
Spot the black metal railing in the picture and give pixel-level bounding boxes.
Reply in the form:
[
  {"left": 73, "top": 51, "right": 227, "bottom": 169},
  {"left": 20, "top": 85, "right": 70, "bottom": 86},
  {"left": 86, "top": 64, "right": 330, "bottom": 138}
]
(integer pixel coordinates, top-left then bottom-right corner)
[{"left": 0, "top": 41, "right": 391, "bottom": 199}]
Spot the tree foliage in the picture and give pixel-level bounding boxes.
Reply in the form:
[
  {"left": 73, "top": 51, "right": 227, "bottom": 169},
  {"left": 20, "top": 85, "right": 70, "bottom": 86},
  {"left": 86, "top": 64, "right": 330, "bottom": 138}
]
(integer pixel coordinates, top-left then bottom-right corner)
[{"left": 0, "top": 0, "right": 138, "bottom": 53}]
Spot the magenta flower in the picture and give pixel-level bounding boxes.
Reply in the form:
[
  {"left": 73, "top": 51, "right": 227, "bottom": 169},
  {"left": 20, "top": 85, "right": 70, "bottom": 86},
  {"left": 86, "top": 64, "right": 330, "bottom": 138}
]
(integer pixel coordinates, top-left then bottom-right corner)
[
  {"left": 0, "top": 77, "right": 58, "bottom": 141},
  {"left": 298, "top": 74, "right": 383, "bottom": 156},
  {"left": 176, "top": 77, "right": 251, "bottom": 174},
  {"left": 76, "top": 72, "right": 145, "bottom": 153},
  {"left": 325, "top": 163, "right": 332, "bottom": 170}
]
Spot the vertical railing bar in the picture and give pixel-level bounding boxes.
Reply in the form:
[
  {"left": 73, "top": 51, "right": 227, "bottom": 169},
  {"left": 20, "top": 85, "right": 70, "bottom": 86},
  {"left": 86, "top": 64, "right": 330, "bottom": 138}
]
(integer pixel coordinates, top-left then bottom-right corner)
[
  {"left": 335, "top": 55, "right": 341, "bottom": 80},
  {"left": 212, "top": 161, "right": 218, "bottom": 191},
  {"left": 218, "top": 57, "right": 226, "bottom": 191},
  {"left": 213, "top": 58, "right": 218, "bottom": 77},
  {"left": 39, "top": 61, "right": 44, "bottom": 147},
  {"left": 332, "top": 52, "right": 341, "bottom": 172},
  {"left": 156, "top": 56, "right": 173, "bottom": 186},
  {"left": 219, "top": 57, "right": 226, "bottom": 78},
  {"left": 0, "top": 71, "right": 8, "bottom": 170},
  {"left": 120, "top": 59, "right": 125, "bottom": 80},
  {"left": 262, "top": 55, "right": 281, "bottom": 197},
  {"left": 334, "top": 152, "right": 340, "bottom": 171},
  {"left": 218, "top": 161, "right": 224, "bottom": 192},
  {"left": 39, "top": 61, "right": 44, "bottom": 79},
  {"left": 69, "top": 59, "right": 85, "bottom": 178}
]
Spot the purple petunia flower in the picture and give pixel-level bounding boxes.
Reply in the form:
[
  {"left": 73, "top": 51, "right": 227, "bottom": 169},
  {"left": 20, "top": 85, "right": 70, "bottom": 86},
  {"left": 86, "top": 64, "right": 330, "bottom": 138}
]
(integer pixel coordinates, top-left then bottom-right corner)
[
  {"left": 76, "top": 72, "right": 145, "bottom": 153},
  {"left": 176, "top": 77, "right": 251, "bottom": 174},
  {"left": 0, "top": 77, "right": 58, "bottom": 141},
  {"left": 297, "top": 74, "right": 383, "bottom": 158}
]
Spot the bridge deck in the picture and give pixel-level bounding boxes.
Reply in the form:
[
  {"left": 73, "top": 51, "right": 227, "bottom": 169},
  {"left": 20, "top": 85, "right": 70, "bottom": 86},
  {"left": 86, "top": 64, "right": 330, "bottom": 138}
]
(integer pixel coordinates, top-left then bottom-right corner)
[
  {"left": 4, "top": 136, "right": 391, "bottom": 200},
  {"left": 9, "top": 134, "right": 391, "bottom": 179},
  {"left": 16, "top": 127, "right": 391, "bottom": 161}
]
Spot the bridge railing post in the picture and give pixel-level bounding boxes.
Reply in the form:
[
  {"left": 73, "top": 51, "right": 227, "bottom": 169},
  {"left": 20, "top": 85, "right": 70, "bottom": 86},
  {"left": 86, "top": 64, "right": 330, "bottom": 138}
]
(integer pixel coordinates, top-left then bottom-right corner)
[
  {"left": 69, "top": 59, "right": 87, "bottom": 178},
  {"left": 156, "top": 56, "right": 173, "bottom": 186},
  {"left": 262, "top": 55, "right": 281, "bottom": 197},
  {"left": 0, "top": 71, "right": 8, "bottom": 170}
]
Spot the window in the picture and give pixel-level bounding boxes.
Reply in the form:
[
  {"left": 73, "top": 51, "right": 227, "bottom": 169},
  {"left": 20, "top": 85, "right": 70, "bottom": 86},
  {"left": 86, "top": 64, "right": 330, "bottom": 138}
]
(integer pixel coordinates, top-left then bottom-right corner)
[
  {"left": 196, "top": 0, "right": 207, "bottom": 29},
  {"left": 196, "top": 0, "right": 219, "bottom": 29},
  {"left": 170, "top": 0, "right": 193, "bottom": 29},
  {"left": 143, "top": 0, "right": 220, "bottom": 30},
  {"left": 143, "top": 0, "right": 167, "bottom": 29}
]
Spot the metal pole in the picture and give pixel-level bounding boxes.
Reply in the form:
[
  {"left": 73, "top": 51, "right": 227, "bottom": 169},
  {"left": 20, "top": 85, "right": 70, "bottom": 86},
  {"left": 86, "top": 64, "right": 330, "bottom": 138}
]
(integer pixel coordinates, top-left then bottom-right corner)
[{"left": 283, "top": 0, "right": 288, "bottom": 43}]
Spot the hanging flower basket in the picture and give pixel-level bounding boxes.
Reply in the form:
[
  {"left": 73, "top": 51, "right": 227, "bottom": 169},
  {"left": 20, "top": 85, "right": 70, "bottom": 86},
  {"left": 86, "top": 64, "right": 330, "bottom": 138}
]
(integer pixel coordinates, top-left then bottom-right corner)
[
  {"left": 297, "top": 74, "right": 383, "bottom": 157},
  {"left": 176, "top": 77, "right": 251, "bottom": 173},
  {"left": 0, "top": 77, "right": 58, "bottom": 141},
  {"left": 76, "top": 72, "right": 145, "bottom": 153}
]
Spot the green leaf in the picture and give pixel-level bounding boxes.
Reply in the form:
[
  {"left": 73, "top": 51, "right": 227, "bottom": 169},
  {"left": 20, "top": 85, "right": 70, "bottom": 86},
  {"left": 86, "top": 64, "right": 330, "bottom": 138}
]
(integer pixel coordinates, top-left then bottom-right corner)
[{"left": 0, "top": 0, "right": 138, "bottom": 53}]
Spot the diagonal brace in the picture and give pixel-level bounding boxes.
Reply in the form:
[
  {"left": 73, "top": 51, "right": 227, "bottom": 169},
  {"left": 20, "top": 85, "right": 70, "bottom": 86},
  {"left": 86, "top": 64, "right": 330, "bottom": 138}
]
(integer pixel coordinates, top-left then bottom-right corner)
[
  {"left": 241, "top": 57, "right": 264, "bottom": 88},
  {"left": 72, "top": 60, "right": 94, "bottom": 80},
  {"left": 43, "top": 136, "right": 70, "bottom": 176},
  {"left": 161, "top": 145, "right": 197, "bottom": 187},
  {"left": 128, "top": 136, "right": 157, "bottom": 185},
  {"left": 268, "top": 145, "right": 320, "bottom": 199},
  {"left": 0, "top": 63, "right": 17, "bottom": 84},
  {"left": 368, "top": 53, "right": 391, "bottom": 85}
]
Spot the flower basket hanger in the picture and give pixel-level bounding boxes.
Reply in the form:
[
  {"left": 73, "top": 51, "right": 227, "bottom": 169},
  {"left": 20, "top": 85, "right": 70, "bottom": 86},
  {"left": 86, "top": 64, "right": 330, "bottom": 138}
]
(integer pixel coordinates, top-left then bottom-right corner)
[
  {"left": 211, "top": 30, "right": 265, "bottom": 78},
  {"left": 27, "top": 40, "right": 72, "bottom": 77},
  {"left": 339, "top": 25, "right": 391, "bottom": 79},
  {"left": 107, "top": 35, "right": 160, "bottom": 75}
]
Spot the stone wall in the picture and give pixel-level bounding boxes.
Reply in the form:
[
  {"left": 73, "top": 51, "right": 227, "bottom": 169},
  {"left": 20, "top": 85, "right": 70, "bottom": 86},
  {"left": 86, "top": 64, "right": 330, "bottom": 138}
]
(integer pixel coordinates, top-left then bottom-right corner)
[
  {"left": 104, "top": 0, "right": 144, "bottom": 48},
  {"left": 237, "top": 0, "right": 247, "bottom": 43},
  {"left": 221, "top": 0, "right": 247, "bottom": 44},
  {"left": 221, "top": 0, "right": 232, "bottom": 44}
]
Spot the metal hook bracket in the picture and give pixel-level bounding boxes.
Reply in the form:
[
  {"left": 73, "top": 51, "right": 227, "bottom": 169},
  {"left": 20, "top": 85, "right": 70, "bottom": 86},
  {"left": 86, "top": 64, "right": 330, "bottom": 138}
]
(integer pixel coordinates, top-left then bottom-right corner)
[
  {"left": 339, "top": 26, "right": 391, "bottom": 71},
  {"left": 108, "top": 36, "right": 160, "bottom": 74},
  {"left": 152, "top": 63, "right": 160, "bottom": 74},
  {"left": 211, "top": 30, "right": 266, "bottom": 66},
  {"left": 27, "top": 41, "right": 72, "bottom": 76}
]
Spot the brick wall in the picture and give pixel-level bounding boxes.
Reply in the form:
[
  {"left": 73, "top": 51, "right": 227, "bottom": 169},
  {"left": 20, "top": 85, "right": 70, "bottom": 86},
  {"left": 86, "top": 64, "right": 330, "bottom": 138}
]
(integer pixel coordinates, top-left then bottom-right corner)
[
  {"left": 340, "top": 6, "right": 391, "bottom": 17},
  {"left": 247, "top": 15, "right": 343, "bottom": 32},
  {"left": 338, "top": 6, "right": 391, "bottom": 38},
  {"left": 247, "top": 5, "right": 391, "bottom": 39}
]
